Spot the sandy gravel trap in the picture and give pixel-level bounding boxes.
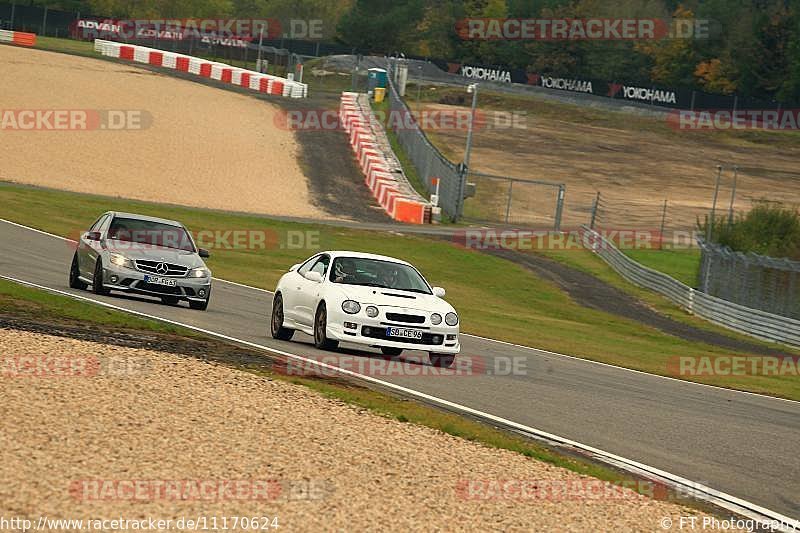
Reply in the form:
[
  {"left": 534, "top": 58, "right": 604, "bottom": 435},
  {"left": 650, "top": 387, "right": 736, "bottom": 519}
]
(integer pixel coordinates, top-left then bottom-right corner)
[{"left": 0, "top": 328, "right": 749, "bottom": 532}]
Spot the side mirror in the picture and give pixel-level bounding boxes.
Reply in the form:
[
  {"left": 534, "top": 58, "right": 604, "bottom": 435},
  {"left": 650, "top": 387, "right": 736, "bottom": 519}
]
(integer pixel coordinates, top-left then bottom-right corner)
[
  {"left": 289, "top": 263, "right": 301, "bottom": 272},
  {"left": 304, "top": 271, "right": 324, "bottom": 283},
  {"left": 198, "top": 248, "right": 210, "bottom": 259},
  {"left": 86, "top": 231, "right": 101, "bottom": 241},
  {"left": 433, "top": 287, "right": 446, "bottom": 298}
]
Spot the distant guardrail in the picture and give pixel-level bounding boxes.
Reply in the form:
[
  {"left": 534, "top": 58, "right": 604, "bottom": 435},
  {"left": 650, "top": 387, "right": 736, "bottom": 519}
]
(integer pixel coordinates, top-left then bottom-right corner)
[
  {"left": 582, "top": 225, "right": 800, "bottom": 348},
  {"left": 94, "top": 39, "right": 307, "bottom": 98}
]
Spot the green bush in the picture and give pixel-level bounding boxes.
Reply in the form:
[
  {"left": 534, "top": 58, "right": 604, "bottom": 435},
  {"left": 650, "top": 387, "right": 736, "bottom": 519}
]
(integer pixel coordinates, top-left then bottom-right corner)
[{"left": 699, "top": 201, "right": 800, "bottom": 259}]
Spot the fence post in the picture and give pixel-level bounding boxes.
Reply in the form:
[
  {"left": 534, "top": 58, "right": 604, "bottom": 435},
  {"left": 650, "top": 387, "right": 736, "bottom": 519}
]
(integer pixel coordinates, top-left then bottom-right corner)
[
  {"left": 589, "top": 191, "right": 600, "bottom": 229},
  {"left": 554, "top": 185, "right": 565, "bottom": 232},
  {"left": 10, "top": 2, "right": 15, "bottom": 30},
  {"left": 41, "top": 6, "right": 48, "bottom": 36},
  {"left": 504, "top": 179, "right": 514, "bottom": 224},
  {"left": 707, "top": 165, "right": 723, "bottom": 242},
  {"left": 658, "top": 199, "right": 667, "bottom": 250},
  {"left": 727, "top": 165, "right": 738, "bottom": 226}
]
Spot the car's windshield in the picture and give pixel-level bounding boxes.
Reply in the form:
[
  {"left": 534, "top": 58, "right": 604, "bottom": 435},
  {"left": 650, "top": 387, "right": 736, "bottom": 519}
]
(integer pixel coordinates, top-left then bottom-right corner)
[
  {"left": 107, "top": 217, "right": 195, "bottom": 252},
  {"left": 330, "top": 257, "right": 431, "bottom": 294}
]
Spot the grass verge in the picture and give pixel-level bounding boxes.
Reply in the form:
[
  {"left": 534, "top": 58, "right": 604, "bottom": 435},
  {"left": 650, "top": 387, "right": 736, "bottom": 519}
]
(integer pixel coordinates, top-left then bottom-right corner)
[
  {"left": 1, "top": 182, "right": 798, "bottom": 400},
  {"left": 0, "top": 276, "right": 700, "bottom": 507}
]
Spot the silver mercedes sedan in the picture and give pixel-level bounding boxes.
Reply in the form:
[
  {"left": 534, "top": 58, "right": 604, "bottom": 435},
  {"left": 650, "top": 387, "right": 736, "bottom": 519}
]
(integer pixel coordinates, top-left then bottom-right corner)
[{"left": 68, "top": 211, "right": 212, "bottom": 310}]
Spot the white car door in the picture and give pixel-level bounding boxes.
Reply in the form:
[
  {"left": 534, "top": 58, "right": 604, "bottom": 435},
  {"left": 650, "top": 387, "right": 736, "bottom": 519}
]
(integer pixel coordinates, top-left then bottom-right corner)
[
  {"left": 295, "top": 255, "right": 330, "bottom": 327},
  {"left": 281, "top": 255, "right": 319, "bottom": 325}
]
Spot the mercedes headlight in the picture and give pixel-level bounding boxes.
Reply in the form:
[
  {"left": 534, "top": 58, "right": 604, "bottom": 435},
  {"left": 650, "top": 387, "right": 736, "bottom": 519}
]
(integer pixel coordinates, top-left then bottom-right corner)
[
  {"left": 430, "top": 313, "right": 442, "bottom": 325},
  {"left": 109, "top": 253, "right": 134, "bottom": 269},
  {"left": 190, "top": 267, "right": 211, "bottom": 278},
  {"left": 365, "top": 305, "right": 379, "bottom": 318},
  {"left": 342, "top": 300, "right": 361, "bottom": 314},
  {"left": 445, "top": 312, "right": 459, "bottom": 326}
]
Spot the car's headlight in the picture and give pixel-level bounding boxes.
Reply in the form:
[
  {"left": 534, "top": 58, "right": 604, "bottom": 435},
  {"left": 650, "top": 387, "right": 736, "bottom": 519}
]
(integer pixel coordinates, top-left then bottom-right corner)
[
  {"left": 342, "top": 300, "right": 361, "bottom": 314},
  {"left": 445, "top": 312, "right": 459, "bottom": 326},
  {"left": 190, "top": 267, "right": 211, "bottom": 278},
  {"left": 109, "top": 253, "right": 134, "bottom": 269},
  {"left": 365, "top": 305, "right": 379, "bottom": 318},
  {"left": 430, "top": 313, "right": 442, "bottom": 325}
]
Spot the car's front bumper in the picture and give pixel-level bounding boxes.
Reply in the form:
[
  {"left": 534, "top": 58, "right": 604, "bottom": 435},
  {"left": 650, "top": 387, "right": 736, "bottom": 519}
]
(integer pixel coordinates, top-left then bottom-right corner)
[
  {"left": 325, "top": 308, "right": 460, "bottom": 354},
  {"left": 98, "top": 264, "right": 211, "bottom": 302}
]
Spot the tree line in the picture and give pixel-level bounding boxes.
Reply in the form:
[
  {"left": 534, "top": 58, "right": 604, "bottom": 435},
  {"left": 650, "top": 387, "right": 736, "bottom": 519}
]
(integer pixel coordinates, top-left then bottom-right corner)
[{"left": 26, "top": 0, "right": 800, "bottom": 103}]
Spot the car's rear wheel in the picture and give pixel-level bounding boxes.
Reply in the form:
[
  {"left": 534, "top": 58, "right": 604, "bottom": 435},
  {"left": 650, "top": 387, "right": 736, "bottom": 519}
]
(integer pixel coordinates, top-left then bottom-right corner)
[
  {"left": 313, "top": 303, "right": 338, "bottom": 350},
  {"left": 381, "top": 347, "right": 403, "bottom": 357},
  {"left": 92, "top": 259, "right": 110, "bottom": 295},
  {"left": 271, "top": 294, "right": 294, "bottom": 340},
  {"left": 429, "top": 353, "right": 455, "bottom": 368},
  {"left": 161, "top": 296, "right": 180, "bottom": 306},
  {"left": 69, "top": 253, "right": 87, "bottom": 290}
]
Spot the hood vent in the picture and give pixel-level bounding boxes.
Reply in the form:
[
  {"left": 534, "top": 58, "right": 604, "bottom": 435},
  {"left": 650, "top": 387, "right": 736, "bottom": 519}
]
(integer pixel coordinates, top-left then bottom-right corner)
[{"left": 381, "top": 292, "right": 416, "bottom": 299}]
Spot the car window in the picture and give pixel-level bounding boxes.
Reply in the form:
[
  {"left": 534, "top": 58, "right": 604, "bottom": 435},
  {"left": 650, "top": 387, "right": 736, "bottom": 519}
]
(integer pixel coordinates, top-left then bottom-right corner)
[
  {"left": 329, "top": 257, "right": 432, "bottom": 294},
  {"left": 107, "top": 217, "right": 195, "bottom": 252},
  {"left": 98, "top": 215, "right": 113, "bottom": 234},
  {"left": 89, "top": 215, "right": 108, "bottom": 232},
  {"left": 309, "top": 255, "right": 330, "bottom": 276},
  {"left": 297, "top": 255, "right": 320, "bottom": 276}
]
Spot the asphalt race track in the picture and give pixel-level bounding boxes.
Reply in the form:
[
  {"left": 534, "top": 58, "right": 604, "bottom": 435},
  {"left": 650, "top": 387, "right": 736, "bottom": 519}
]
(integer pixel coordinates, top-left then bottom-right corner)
[{"left": 0, "top": 219, "right": 798, "bottom": 521}]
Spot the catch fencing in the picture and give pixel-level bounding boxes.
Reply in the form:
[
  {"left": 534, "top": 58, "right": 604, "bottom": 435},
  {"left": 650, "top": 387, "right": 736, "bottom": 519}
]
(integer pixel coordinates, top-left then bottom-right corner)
[
  {"left": 698, "top": 240, "right": 800, "bottom": 320},
  {"left": 385, "top": 62, "right": 464, "bottom": 220},
  {"left": 385, "top": 60, "right": 565, "bottom": 226},
  {"left": 463, "top": 172, "right": 565, "bottom": 229},
  {"left": 582, "top": 226, "right": 800, "bottom": 348}
]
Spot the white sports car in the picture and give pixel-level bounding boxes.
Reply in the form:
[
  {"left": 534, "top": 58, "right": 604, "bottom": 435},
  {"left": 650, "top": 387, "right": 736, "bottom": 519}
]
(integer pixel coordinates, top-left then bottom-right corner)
[{"left": 270, "top": 251, "right": 460, "bottom": 367}]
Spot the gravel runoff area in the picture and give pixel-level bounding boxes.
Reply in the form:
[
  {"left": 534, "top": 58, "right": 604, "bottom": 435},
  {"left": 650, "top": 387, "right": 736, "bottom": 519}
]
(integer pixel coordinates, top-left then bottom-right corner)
[
  {"left": 0, "top": 328, "right": 741, "bottom": 532},
  {"left": 0, "top": 45, "right": 326, "bottom": 220}
]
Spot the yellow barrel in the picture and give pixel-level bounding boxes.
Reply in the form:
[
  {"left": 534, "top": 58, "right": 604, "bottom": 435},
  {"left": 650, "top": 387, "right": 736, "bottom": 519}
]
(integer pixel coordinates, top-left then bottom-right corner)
[{"left": 374, "top": 87, "right": 386, "bottom": 103}]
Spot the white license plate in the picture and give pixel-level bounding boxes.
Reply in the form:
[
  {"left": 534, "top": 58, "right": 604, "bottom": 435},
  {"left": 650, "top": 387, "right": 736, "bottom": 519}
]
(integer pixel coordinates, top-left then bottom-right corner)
[
  {"left": 386, "top": 327, "right": 423, "bottom": 340},
  {"left": 144, "top": 275, "right": 177, "bottom": 287}
]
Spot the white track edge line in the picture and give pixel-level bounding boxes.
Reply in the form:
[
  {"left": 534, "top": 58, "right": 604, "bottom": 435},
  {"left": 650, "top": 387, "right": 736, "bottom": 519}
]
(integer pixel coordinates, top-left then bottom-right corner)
[
  {"left": 2, "top": 217, "right": 798, "bottom": 406},
  {"left": 1, "top": 273, "right": 798, "bottom": 530}
]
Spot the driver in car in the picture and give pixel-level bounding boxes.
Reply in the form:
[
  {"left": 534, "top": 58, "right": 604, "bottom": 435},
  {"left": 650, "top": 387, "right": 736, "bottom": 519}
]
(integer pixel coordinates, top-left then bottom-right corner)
[
  {"left": 377, "top": 265, "right": 399, "bottom": 289},
  {"left": 333, "top": 258, "right": 356, "bottom": 283}
]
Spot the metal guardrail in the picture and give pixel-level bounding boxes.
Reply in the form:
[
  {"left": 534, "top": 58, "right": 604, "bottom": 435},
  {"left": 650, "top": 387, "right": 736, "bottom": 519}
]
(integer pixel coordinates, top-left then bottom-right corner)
[{"left": 582, "top": 226, "right": 800, "bottom": 348}]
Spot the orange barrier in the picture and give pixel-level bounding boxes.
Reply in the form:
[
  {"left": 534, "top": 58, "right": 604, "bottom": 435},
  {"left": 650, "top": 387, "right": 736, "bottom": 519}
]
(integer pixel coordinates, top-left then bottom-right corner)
[
  {"left": 12, "top": 32, "right": 36, "bottom": 47},
  {"left": 340, "top": 92, "right": 432, "bottom": 225}
]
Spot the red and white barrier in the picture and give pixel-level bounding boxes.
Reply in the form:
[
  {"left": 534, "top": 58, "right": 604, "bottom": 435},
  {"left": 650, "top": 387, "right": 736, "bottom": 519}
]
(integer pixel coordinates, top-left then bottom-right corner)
[
  {"left": 0, "top": 30, "right": 37, "bottom": 47},
  {"left": 93, "top": 39, "right": 307, "bottom": 99},
  {"left": 340, "top": 92, "right": 431, "bottom": 224}
]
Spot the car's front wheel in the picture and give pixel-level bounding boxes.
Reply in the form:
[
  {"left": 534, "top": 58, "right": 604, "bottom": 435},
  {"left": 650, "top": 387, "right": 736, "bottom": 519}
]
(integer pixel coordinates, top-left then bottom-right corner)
[
  {"left": 313, "top": 303, "right": 339, "bottom": 351},
  {"left": 429, "top": 353, "right": 455, "bottom": 368},
  {"left": 271, "top": 294, "right": 294, "bottom": 340},
  {"left": 69, "top": 253, "right": 87, "bottom": 290},
  {"left": 92, "top": 259, "right": 110, "bottom": 295}
]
